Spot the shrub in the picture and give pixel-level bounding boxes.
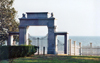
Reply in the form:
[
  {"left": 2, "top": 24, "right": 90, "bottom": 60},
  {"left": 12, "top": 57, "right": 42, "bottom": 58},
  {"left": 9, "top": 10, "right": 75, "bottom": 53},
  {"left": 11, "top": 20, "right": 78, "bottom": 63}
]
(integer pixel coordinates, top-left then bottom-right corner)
[{"left": 0, "top": 45, "right": 37, "bottom": 60}]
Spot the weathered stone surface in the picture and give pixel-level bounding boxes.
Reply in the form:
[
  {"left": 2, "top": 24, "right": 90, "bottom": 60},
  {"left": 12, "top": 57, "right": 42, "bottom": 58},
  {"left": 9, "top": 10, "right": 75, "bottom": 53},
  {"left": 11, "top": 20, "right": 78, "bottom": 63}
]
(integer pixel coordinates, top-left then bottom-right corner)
[{"left": 26, "top": 12, "right": 48, "bottom": 18}]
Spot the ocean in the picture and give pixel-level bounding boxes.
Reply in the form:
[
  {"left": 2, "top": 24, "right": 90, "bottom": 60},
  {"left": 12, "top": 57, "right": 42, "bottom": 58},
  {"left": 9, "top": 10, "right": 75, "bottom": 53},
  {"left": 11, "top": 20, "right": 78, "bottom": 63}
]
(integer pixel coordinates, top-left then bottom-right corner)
[
  {"left": 30, "top": 36, "right": 100, "bottom": 54},
  {"left": 69, "top": 36, "right": 100, "bottom": 46}
]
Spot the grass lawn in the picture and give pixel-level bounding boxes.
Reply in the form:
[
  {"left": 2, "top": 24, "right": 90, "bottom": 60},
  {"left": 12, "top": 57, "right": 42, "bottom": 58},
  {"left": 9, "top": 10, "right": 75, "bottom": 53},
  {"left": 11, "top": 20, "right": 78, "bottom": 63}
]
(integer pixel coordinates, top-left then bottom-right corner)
[{"left": 0, "top": 55, "right": 100, "bottom": 63}]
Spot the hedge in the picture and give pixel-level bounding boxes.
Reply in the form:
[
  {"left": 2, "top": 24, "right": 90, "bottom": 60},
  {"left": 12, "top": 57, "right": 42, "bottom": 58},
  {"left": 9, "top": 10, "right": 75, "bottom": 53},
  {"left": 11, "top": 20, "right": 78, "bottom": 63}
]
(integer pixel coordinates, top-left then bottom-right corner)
[{"left": 0, "top": 45, "right": 37, "bottom": 60}]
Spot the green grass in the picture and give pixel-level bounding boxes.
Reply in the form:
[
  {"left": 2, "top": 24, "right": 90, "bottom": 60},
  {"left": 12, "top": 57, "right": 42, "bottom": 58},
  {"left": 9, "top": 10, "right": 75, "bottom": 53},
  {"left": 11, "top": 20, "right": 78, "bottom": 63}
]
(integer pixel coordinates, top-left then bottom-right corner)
[{"left": 0, "top": 55, "right": 100, "bottom": 63}]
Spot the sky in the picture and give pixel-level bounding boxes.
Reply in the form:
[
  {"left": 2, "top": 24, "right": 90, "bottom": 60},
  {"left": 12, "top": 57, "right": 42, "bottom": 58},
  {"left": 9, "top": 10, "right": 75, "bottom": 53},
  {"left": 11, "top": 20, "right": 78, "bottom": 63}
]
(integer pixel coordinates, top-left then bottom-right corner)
[{"left": 13, "top": 0, "right": 100, "bottom": 36}]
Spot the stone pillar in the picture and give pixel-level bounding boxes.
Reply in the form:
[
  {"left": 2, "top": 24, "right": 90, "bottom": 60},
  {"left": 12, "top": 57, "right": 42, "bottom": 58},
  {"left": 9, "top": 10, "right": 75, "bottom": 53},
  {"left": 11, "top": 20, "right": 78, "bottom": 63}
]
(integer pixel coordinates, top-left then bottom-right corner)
[
  {"left": 55, "top": 35, "right": 58, "bottom": 54},
  {"left": 26, "top": 31, "right": 28, "bottom": 45},
  {"left": 64, "top": 34, "right": 68, "bottom": 54},
  {"left": 69, "top": 39, "right": 72, "bottom": 55},
  {"left": 8, "top": 34, "right": 13, "bottom": 45},
  {"left": 74, "top": 41, "right": 76, "bottom": 55},
  {"left": 90, "top": 43, "right": 92, "bottom": 48},
  {"left": 90, "top": 43, "right": 92, "bottom": 55},
  {"left": 47, "top": 26, "right": 56, "bottom": 54},
  {"left": 26, "top": 27, "right": 29, "bottom": 45},
  {"left": 79, "top": 42, "right": 82, "bottom": 55},
  {"left": 19, "top": 26, "right": 28, "bottom": 45}
]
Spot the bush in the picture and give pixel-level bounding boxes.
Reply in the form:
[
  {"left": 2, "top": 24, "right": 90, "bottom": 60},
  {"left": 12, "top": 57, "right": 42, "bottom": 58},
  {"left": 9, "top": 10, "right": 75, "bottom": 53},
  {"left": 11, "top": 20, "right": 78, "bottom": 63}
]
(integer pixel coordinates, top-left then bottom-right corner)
[{"left": 0, "top": 45, "right": 37, "bottom": 60}]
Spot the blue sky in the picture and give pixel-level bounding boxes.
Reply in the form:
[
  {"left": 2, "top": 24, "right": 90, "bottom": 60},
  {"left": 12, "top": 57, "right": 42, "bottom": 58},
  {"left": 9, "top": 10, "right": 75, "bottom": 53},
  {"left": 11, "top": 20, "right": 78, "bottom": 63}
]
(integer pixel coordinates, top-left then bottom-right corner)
[{"left": 13, "top": 0, "right": 100, "bottom": 36}]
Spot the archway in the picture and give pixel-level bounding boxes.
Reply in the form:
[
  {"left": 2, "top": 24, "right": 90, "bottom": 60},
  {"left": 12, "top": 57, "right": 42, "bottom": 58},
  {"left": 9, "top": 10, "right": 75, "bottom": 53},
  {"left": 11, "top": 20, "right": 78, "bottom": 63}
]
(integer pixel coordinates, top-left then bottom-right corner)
[{"left": 19, "top": 12, "right": 56, "bottom": 54}]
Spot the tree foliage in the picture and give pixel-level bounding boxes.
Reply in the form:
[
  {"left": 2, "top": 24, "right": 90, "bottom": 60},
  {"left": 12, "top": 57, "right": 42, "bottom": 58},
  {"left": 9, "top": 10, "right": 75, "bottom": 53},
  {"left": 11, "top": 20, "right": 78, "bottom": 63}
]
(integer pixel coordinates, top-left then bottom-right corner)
[
  {"left": 0, "top": 0, "right": 19, "bottom": 45},
  {"left": 28, "top": 39, "right": 32, "bottom": 45}
]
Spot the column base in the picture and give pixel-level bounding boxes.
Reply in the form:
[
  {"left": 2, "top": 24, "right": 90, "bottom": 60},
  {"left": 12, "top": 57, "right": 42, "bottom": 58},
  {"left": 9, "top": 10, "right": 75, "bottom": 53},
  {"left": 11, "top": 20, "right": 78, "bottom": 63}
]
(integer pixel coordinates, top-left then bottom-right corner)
[{"left": 47, "top": 49, "right": 58, "bottom": 54}]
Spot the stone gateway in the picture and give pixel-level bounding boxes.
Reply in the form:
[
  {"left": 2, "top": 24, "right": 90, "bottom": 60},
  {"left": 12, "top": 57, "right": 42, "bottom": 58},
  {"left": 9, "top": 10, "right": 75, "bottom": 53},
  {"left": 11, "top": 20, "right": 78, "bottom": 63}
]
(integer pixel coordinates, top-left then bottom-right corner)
[{"left": 8, "top": 12, "right": 68, "bottom": 54}]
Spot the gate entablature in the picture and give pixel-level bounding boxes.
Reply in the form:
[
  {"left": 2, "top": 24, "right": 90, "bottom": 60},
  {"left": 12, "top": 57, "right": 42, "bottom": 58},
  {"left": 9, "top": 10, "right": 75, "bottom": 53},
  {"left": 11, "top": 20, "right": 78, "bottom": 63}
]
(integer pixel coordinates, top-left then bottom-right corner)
[{"left": 19, "top": 12, "right": 55, "bottom": 27}]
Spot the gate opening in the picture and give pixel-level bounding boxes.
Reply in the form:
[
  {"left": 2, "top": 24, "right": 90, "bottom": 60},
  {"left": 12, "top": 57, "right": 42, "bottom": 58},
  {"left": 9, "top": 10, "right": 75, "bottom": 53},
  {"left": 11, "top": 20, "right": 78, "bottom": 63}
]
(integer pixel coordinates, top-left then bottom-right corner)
[
  {"left": 27, "top": 26, "right": 48, "bottom": 54},
  {"left": 56, "top": 35, "right": 64, "bottom": 54}
]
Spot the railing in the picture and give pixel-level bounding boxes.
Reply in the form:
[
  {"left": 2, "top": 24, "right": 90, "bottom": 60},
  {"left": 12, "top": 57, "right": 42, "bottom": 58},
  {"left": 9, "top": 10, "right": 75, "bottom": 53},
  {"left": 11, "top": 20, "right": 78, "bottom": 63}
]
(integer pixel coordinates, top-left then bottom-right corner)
[
  {"left": 68, "top": 39, "right": 100, "bottom": 56},
  {"left": 68, "top": 39, "right": 80, "bottom": 55},
  {"left": 81, "top": 43, "right": 100, "bottom": 56}
]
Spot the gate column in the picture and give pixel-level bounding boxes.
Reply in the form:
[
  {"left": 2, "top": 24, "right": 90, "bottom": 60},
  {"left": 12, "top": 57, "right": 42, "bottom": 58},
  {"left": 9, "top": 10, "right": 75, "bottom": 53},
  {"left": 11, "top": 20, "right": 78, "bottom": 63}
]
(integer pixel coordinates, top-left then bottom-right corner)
[
  {"left": 8, "top": 34, "right": 13, "bottom": 45},
  {"left": 64, "top": 33, "right": 68, "bottom": 54},
  {"left": 64, "top": 34, "right": 67, "bottom": 54},
  {"left": 47, "top": 26, "right": 57, "bottom": 54},
  {"left": 19, "top": 26, "right": 28, "bottom": 45}
]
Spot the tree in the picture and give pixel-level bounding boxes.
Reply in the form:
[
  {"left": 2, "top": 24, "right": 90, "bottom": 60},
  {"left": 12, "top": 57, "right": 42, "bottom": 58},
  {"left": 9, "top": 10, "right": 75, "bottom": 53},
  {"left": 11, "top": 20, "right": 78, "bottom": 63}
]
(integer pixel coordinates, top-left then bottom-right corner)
[
  {"left": 0, "top": 0, "right": 19, "bottom": 45},
  {"left": 28, "top": 38, "right": 32, "bottom": 45}
]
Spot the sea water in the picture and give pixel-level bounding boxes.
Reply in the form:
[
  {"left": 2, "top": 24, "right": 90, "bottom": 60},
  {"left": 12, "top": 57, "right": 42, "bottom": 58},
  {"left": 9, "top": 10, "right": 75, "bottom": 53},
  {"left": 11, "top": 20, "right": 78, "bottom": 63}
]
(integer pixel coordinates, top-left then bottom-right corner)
[{"left": 69, "top": 36, "right": 100, "bottom": 46}]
